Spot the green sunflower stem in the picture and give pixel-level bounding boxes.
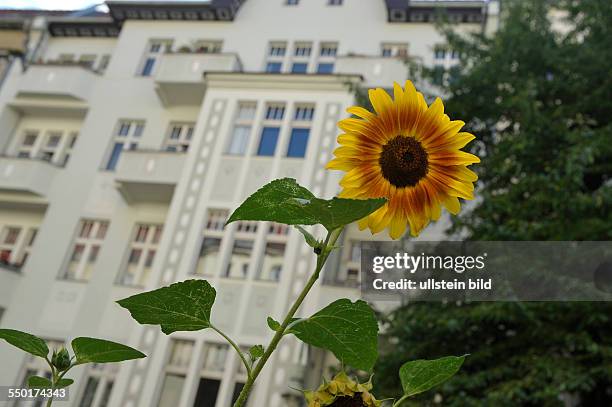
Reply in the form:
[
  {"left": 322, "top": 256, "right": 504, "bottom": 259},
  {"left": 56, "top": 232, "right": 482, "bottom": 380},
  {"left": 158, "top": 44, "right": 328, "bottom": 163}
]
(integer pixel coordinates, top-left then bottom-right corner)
[
  {"left": 392, "top": 395, "right": 410, "bottom": 407},
  {"left": 232, "top": 227, "right": 343, "bottom": 407}
]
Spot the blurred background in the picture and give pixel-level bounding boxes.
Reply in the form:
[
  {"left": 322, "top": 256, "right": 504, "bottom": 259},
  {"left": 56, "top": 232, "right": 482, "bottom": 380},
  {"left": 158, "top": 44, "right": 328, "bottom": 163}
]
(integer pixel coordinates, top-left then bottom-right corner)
[{"left": 0, "top": 0, "right": 609, "bottom": 406}]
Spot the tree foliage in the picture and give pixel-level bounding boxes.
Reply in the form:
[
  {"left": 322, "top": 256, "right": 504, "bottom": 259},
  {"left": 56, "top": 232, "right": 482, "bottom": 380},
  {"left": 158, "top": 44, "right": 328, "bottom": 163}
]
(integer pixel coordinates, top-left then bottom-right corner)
[{"left": 374, "top": 1, "right": 612, "bottom": 405}]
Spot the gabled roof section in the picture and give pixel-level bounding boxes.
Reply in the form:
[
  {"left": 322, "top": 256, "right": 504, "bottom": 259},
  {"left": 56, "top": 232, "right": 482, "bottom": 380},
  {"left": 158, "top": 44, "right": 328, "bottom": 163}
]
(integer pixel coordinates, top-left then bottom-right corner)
[
  {"left": 106, "top": 0, "right": 247, "bottom": 22},
  {"left": 384, "top": 0, "right": 487, "bottom": 23}
]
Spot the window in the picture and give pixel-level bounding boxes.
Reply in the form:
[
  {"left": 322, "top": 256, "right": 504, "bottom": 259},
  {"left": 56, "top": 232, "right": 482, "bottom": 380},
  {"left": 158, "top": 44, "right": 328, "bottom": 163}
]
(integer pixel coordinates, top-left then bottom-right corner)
[
  {"left": 117, "top": 224, "right": 162, "bottom": 286},
  {"left": 0, "top": 225, "right": 37, "bottom": 270},
  {"left": 268, "top": 42, "right": 287, "bottom": 57},
  {"left": 381, "top": 43, "right": 409, "bottom": 58},
  {"left": 328, "top": 0, "right": 343, "bottom": 5},
  {"left": 289, "top": 42, "right": 312, "bottom": 73},
  {"left": 206, "top": 209, "right": 229, "bottom": 231},
  {"left": 98, "top": 54, "right": 111, "bottom": 72},
  {"left": 286, "top": 128, "right": 310, "bottom": 158},
  {"left": 434, "top": 47, "right": 446, "bottom": 60},
  {"left": 193, "top": 40, "right": 223, "bottom": 53},
  {"left": 193, "top": 343, "right": 229, "bottom": 407},
  {"left": 257, "top": 127, "right": 280, "bottom": 156},
  {"left": 227, "top": 102, "right": 256, "bottom": 155},
  {"left": 291, "top": 62, "right": 308, "bottom": 73},
  {"left": 61, "top": 219, "right": 109, "bottom": 281},
  {"left": 294, "top": 43, "right": 312, "bottom": 57},
  {"left": 138, "top": 39, "right": 172, "bottom": 76},
  {"left": 225, "top": 239, "right": 253, "bottom": 279},
  {"left": 257, "top": 242, "right": 285, "bottom": 281},
  {"left": 193, "top": 209, "right": 228, "bottom": 277},
  {"left": 317, "top": 63, "right": 334, "bottom": 74},
  {"left": 294, "top": 105, "right": 315, "bottom": 121},
  {"left": 451, "top": 49, "right": 460, "bottom": 59},
  {"left": 265, "top": 105, "right": 285, "bottom": 120},
  {"left": 17, "top": 131, "right": 39, "bottom": 158},
  {"left": 38, "top": 131, "right": 62, "bottom": 162},
  {"left": 78, "top": 54, "right": 96, "bottom": 69},
  {"left": 319, "top": 42, "right": 338, "bottom": 57},
  {"left": 15, "top": 129, "right": 78, "bottom": 166},
  {"left": 105, "top": 120, "right": 144, "bottom": 170},
  {"left": 286, "top": 104, "right": 314, "bottom": 158},
  {"left": 265, "top": 62, "right": 282, "bottom": 73},
  {"left": 286, "top": 0, "right": 299, "bottom": 5},
  {"left": 62, "top": 132, "right": 78, "bottom": 166},
  {"left": 78, "top": 365, "right": 117, "bottom": 407},
  {"left": 158, "top": 340, "right": 193, "bottom": 407},
  {"left": 58, "top": 53, "right": 75, "bottom": 63},
  {"left": 164, "top": 122, "right": 194, "bottom": 152},
  {"left": 224, "top": 221, "right": 257, "bottom": 279},
  {"left": 266, "top": 41, "right": 286, "bottom": 73},
  {"left": 257, "top": 104, "right": 285, "bottom": 156}
]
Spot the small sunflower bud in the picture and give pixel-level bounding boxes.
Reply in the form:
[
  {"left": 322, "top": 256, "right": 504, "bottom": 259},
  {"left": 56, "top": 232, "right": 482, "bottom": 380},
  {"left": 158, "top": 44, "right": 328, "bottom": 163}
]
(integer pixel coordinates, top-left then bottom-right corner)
[
  {"left": 51, "top": 348, "right": 71, "bottom": 371},
  {"left": 303, "top": 372, "right": 381, "bottom": 407}
]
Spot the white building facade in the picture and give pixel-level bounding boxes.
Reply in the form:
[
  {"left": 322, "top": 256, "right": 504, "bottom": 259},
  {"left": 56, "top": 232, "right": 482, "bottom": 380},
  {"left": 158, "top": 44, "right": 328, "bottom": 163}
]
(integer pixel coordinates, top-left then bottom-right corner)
[{"left": 0, "top": 1, "right": 499, "bottom": 406}]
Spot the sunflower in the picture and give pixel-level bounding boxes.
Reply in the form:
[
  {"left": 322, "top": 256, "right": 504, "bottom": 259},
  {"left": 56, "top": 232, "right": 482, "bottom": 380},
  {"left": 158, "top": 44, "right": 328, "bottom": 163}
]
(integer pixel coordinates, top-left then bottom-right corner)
[
  {"left": 303, "top": 371, "right": 382, "bottom": 407},
  {"left": 326, "top": 80, "right": 480, "bottom": 239}
]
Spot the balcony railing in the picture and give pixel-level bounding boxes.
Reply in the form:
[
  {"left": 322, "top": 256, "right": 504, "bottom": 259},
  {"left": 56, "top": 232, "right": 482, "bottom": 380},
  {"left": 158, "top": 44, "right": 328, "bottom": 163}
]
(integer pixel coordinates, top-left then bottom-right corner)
[
  {"left": 0, "top": 156, "right": 59, "bottom": 205},
  {"left": 335, "top": 55, "right": 408, "bottom": 88},
  {"left": 114, "top": 149, "right": 187, "bottom": 204},
  {"left": 154, "top": 52, "right": 242, "bottom": 106},
  {"left": 16, "top": 63, "right": 98, "bottom": 101}
]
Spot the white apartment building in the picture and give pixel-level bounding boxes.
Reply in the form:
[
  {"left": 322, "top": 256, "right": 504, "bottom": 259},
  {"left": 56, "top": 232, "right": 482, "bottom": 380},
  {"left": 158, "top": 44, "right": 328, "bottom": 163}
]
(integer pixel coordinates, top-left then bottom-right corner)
[{"left": 0, "top": 1, "right": 499, "bottom": 406}]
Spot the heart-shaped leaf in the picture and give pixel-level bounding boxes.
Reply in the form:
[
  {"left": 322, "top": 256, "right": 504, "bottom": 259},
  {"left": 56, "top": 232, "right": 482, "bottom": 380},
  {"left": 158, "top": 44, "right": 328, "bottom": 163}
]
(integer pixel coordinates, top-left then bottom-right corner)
[
  {"left": 290, "top": 299, "right": 378, "bottom": 372},
  {"left": 0, "top": 329, "right": 49, "bottom": 358},
  {"left": 399, "top": 355, "right": 466, "bottom": 398},
  {"left": 227, "top": 178, "right": 386, "bottom": 232},
  {"left": 72, "top": 337, "right": 145, "bottom": 364},
  {"left": 117, "top": 279, "right": 216, "bottom": 334}
]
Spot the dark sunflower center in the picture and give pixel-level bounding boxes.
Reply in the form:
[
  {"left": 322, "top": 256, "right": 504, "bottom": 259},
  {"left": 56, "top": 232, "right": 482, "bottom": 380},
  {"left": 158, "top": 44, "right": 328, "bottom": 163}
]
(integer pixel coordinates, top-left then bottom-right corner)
[
  {"left": 379, "top": 135, "right": 428, "bottom": 187},
  {"left": 329, "top": 394, "right": 366, "bottom": 407}
]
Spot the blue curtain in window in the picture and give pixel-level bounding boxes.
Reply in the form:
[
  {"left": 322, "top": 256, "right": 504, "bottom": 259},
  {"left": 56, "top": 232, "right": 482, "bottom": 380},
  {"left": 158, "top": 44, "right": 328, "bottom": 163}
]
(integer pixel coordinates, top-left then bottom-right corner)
[
  {"left": 106, "top": 142, "right": 124, "bottom": 170},
  {"left": 266, "top": 62, "right": 282, "bottom": 73},
  {"left": 287, "top": 128, "right": 310, "bottom": 158},
  {"left": 317, "top": 63, "right": 334, "bottom": 74},
  {"left": 291, "top": 63, "right": 308, "bottom": 74},
  {"left": 141, "top": 58, "right": 155, "bottom": 76},
  {"left": 257, "top": 127, "right": 280, "bottom": 156}
]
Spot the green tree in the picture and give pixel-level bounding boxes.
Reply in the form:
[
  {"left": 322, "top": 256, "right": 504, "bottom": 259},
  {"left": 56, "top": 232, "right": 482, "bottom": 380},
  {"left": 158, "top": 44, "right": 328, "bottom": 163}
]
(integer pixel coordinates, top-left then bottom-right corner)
[{"left": 374, "top": 1, "right": 612, "bottom": 405}]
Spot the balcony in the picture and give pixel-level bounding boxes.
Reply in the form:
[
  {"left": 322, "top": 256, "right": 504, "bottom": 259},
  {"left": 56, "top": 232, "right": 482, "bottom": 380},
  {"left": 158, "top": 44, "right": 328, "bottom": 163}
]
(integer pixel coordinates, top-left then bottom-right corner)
[
  {"left": 9, "top": 64, "right": 98, "bottom": 116},
  {"left": 154, "top": 52, "right": 242, "bottom": 106},
  {"left": 114, "top": 149, "right": 186, "bottom": 204},
  {"left": 0, "top": 157, "right": 59, "bottom": 207},
  {"left": 16, "top": 64, "right": 97, "bottom": 101},
  {"left": 335, "top": 55, "right": 408, "bottom": 88}
]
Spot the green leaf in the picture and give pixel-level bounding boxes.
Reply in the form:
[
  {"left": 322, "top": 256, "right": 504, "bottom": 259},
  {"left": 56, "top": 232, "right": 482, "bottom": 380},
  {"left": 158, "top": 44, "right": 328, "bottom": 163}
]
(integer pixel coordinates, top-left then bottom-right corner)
[
  {"left": 248, "top": 345, "right": 264, "bottom": 361},
  {"left": 72, "top": 337, "right": 145, "bottom": 364},
  {"left": 267, "top": 317, "right": 281, "bottom": 332},
  {"left": 117, "top": 279, "right": 216, "bottom": 335},
  {"left": 295, "top": 226, "right": 319, "bottom": 248},
  {"left": 28, "top": 376, "right": 73, "bottom": 389},
  {"left": 56, "top": 378, "right": 74, "bottom": 388},
  {"left": 27, "top": 376, "right": 52, "bottom": 388},
  {"left": 399, "top": 355, "right": 466, "bottom": 398},
  {"left": 0, "top": 329, "right": 49, "bottom": 358},
  {"left": 227, "top": 178, "right": 386, "bottom": 231},
  {"left": 290, "top": 299, "right": 378, "bottom": 372}
]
